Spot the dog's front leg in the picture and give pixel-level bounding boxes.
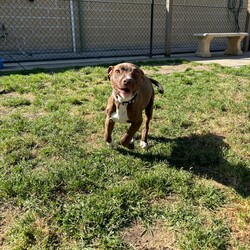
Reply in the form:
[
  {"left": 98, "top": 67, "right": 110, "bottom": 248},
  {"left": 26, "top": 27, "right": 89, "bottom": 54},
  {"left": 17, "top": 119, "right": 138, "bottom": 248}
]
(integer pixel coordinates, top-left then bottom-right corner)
[
  {"left": 104, "top": 116, "right": 115, "bottom": 147},
  {"left": 104, "top": 97, "right": 116, "bottom": 147},
  {"left": 120, "top": 121, "right": 142, "bottom": 149}
]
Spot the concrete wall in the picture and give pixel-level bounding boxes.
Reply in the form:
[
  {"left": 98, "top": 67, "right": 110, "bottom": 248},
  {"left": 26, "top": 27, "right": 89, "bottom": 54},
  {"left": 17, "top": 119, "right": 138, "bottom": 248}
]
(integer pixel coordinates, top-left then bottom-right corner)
[
  {"left": 171, "top": 0, "right": 248, "bottom": 52},
  {"left": 0, "top": 0, "right": 74, "bottom": 52},
  {"left": 82, "top": 1, "right": 152, "bottom": 50},
  {"left": 0, "top": 0, "right": 248, "bottom": 59}
]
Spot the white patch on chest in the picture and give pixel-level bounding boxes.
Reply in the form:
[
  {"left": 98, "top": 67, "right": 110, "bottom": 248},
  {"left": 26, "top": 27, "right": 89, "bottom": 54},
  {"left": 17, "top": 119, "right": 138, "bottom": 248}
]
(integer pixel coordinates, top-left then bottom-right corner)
[{"left": 111, "top": 104, "right": 128, "bottom": 124}]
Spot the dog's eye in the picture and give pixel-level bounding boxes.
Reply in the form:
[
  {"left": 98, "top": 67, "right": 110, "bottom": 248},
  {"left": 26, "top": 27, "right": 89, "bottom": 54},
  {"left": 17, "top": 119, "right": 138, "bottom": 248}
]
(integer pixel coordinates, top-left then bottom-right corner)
[{"left": 115, "top": 70, "right": 120, "bottom": 74}]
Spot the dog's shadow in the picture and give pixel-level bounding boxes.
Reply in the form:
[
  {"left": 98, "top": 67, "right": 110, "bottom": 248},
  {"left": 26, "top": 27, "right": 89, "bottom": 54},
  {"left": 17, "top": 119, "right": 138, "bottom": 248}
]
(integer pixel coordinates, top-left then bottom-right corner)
[{"left": 117, "top": 133, "right": 250, "bottom": 197}]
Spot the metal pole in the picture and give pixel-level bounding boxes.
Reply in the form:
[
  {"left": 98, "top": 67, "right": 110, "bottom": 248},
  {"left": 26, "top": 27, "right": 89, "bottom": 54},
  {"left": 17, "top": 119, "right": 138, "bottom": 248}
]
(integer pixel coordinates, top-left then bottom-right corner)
[
  {"left": 243, "top": 0, "right": 250, "bottom": 51},
  {"left": 149, "top": 0, "right": 155, "bottom": 58},
  {"left": 165, "top": 0, "right": 173, "bottom": 57},
  {"left": 78, "top": 0, "right": 84, "bottom": 52},
  {"left": 70, "top": 0, "right": 76, "bottom": 53}
]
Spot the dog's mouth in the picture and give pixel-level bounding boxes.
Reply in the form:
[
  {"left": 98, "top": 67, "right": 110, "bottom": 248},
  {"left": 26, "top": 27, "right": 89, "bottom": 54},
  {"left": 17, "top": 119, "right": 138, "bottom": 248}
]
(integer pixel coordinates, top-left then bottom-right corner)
[{"left": 119, "top": 88, "right": 132, "bottom": 97}]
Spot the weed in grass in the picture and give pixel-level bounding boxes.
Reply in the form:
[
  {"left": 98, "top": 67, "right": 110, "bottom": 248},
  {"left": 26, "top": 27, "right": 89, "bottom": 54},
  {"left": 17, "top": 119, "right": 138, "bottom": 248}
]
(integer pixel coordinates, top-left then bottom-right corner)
[
  {"left": 0, "top": 113, "right": 29, "bottom": 139},
  {"left": 6, "top": 211, "right": 44, "bottom": 249},
  {"left": 1, "top": 96, "right": 31, "bottom": 107},
  {"left": 136, "top": 165, "right": 193, "bottom": 198}
]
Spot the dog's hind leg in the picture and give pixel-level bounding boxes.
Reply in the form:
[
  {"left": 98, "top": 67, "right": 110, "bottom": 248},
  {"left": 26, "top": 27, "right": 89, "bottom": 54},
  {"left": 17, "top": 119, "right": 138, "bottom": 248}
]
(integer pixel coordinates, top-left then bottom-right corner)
[{"left": 141, "top": 97, "right": 154, "bottom": 148}]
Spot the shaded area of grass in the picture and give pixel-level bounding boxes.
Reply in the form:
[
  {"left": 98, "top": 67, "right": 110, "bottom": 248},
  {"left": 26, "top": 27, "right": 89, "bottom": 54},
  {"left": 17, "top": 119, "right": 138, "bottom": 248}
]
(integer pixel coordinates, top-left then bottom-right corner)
[{"left": 128, "top": 133, "right": 249, "bottom": 197}]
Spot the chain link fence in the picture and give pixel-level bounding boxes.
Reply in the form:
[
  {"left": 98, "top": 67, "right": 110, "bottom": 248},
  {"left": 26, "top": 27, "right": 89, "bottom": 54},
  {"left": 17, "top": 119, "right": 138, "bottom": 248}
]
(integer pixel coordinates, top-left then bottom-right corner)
[{"left": 0, "top": 0, "right": 248, "bottom": 63}]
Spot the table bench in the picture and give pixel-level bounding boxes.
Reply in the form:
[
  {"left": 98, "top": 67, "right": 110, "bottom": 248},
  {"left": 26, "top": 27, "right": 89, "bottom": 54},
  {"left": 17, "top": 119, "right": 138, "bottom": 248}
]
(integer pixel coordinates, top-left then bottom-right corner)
[{"left": 193, "top": 32, "right": 249, "bottom": 57}]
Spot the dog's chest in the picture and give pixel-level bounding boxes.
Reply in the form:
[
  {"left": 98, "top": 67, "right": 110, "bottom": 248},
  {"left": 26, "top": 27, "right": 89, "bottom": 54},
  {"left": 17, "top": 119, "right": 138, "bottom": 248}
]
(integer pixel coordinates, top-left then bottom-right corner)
[{"left": 111, "top": 104, "right": 128, "bottom": 124}]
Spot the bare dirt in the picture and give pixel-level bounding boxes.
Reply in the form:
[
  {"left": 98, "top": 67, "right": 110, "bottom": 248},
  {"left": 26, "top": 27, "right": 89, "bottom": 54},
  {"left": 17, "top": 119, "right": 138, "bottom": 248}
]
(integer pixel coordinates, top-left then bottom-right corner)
[
  {"left": 121, "top": 220, "right": 177, "bottom": 250},
  {"left": 144, "top": 64, "right": 211, "bottom": 76}
]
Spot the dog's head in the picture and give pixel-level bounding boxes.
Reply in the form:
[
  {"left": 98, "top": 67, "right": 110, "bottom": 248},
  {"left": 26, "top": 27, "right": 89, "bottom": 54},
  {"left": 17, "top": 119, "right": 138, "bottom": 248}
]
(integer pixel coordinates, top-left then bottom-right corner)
[{"left": 108, "top": 63, "right": 144, "bottom": 99}]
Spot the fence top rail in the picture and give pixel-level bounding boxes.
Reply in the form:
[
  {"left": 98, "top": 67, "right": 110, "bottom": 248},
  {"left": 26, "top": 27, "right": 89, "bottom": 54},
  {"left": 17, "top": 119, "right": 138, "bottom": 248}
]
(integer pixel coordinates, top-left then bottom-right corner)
[
  {"left": 173, "top": 4, "right": 246, "bottom": 8},
  {"left": 194, "top": 32, "right": 249, "bottom": 38}
]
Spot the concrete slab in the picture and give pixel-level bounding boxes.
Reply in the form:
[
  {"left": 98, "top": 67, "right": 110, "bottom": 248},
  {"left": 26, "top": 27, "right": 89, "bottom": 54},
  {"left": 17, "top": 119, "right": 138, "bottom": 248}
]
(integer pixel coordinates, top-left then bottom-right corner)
[
  {"left": 0, "top": 52, "right": 249, "bottom": 74},
  {"left": 174, "top": 51, "right": 250, "bottom": 67},
  {"left": 0, "top": 56, "right": 153, "bottom": 73}
]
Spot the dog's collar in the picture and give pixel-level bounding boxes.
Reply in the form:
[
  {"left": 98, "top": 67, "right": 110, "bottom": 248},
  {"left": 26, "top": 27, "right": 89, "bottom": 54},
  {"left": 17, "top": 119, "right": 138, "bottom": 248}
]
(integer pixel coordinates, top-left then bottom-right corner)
[{"left": 113, "top": 92, "right": 137, "bottom": 106}]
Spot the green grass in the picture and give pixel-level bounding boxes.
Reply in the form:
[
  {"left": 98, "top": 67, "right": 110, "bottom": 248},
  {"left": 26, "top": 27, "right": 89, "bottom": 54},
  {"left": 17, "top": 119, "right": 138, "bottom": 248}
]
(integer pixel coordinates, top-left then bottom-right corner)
[{"left": 0, "top": 61, "right": 249, "bottom": 249}]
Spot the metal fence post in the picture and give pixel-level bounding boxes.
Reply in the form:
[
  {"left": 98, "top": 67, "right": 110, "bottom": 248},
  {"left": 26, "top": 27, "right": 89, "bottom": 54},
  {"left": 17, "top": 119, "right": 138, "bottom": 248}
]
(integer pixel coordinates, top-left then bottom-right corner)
[
  {"left": 70, "top": 0, "right": 76, "bottom": 53},
  {"left": 243, "top": 0, "right": 250, "bottom": 51},
  {"left": 165, "top": 0, "right": 173, "bottom": 57},
  {"left": 149, "top": 0, "right": 155, "bottom": 58},
  {"left": 78, "top": 0, "right": 84, "bottom": 52}
]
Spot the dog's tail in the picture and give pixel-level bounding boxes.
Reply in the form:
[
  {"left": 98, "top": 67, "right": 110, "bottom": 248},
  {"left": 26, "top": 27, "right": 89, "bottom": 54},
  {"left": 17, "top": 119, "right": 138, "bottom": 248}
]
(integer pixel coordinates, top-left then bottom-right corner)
[{"left": 149, "top": 78, "right": 164, "bottom": 94}]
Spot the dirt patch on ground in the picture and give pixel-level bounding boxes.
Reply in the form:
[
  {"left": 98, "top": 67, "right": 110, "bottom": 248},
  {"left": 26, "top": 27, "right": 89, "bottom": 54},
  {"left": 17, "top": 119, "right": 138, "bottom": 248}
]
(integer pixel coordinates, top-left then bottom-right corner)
[
  {"left": 217, "top": 200, "right": 250, "bottom": 249},
  {"left": 144, "top": 64, "right": 211, "bottom": 76},
  {"left": 121, "top": 220, "right": 177, "bottom": 250},
  {"left": 0, "top": 206, "right": 22, "bottom": 248}
]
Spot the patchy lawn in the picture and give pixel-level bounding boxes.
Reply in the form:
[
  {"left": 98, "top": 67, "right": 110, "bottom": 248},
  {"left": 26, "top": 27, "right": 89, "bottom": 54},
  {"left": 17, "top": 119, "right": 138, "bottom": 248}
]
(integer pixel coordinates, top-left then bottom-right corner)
[{"left": 0, "top": 61, "right": 249, "bottom": 249}]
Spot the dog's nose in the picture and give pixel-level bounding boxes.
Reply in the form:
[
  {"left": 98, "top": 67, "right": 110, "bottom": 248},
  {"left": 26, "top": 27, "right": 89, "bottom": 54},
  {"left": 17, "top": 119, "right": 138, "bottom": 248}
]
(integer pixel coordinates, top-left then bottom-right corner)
[{"left": 123, "top": 77, "right": 132, "bottom": 85}]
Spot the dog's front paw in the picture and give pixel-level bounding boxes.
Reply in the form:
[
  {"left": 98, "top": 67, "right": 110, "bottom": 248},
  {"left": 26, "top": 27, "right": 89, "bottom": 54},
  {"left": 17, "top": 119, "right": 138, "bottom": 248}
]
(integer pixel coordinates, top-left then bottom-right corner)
[
  {"left": 107, "top": 141, "right": 116, "bottom": 148},
  {"left": 140, "top": 141, "right": 148, "bottom": 149},
  {"left": 120, "top": 135, "right": 135, "bottom": 150},
  {"left": 120, "top": 140, "right": 135, "bottom": 150},
  {"left": 128, "top": 141, "right": 135, "bottom": 150}
]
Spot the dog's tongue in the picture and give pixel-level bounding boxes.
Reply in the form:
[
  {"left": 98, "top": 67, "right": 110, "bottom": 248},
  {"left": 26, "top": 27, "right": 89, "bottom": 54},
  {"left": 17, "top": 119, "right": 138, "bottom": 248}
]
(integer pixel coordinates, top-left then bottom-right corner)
[{"left": 120, "top": 88, "right": 131, "bottom": 98}]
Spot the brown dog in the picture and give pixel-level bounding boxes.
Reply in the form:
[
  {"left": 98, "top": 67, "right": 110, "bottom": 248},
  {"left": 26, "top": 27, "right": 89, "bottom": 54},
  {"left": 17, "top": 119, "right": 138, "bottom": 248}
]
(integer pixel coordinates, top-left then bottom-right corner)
[{"left": 104, "top": 62, "right": 164, "bottom": 149}]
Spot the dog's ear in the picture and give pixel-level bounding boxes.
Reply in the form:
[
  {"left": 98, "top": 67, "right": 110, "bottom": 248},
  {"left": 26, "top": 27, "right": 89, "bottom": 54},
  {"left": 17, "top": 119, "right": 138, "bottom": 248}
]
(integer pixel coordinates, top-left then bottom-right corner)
[
  {"left": 138, "top": 69, "right": 145, "bottom": 82},
  {"left": 108, "top": 66, "right": 114, "bottom": 80}
]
